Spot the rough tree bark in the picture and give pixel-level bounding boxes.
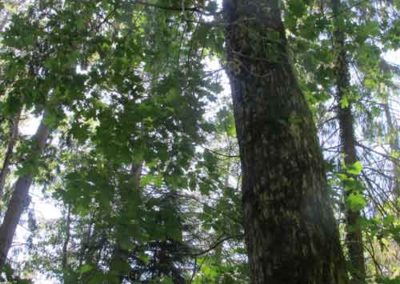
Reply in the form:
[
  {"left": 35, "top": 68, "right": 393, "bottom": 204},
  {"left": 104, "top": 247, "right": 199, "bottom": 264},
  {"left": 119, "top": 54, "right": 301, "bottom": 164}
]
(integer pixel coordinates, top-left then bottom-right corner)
[
  {"left": 0, "top": 116, "right": 49, "bottom": 270},
  {"left": 331, "top": 0, "right": 366, "bottom": 282},
  {"left": 0, "top": 113, "right": 20, "bottom": 198},
  {"left": 223, "top": 0, "right": 349, "bottom": 283}
]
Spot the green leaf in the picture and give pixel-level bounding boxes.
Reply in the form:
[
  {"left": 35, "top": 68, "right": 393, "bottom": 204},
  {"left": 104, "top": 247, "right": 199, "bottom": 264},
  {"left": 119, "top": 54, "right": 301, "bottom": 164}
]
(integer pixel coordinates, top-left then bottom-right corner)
[
  {"left": 88, "top": 272, "right": 106, "bottom": 284},
  {"left": 288, "top": 0, "right": 307, "bottom": 17},
  {"left": 346, "top": 192, "right": 367, "bottom": 211},
  {"left": 346, "top": 161, "right": 363, "bottom": 175},
  {"left": 79, "top": 264, "right": 93, "bottom": 274},
  {"left": 364, "top": 78, "right": 377, "bottom": 89},
  {"left": 340, "top": 94, "right": 349, "bottom": 108}
]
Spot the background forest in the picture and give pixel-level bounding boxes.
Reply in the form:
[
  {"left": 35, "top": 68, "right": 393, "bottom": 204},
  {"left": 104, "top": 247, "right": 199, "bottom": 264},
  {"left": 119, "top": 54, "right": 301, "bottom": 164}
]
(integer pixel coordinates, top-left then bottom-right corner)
[{"left": 0, "top": 0, "right": 399, "bottom": 283}]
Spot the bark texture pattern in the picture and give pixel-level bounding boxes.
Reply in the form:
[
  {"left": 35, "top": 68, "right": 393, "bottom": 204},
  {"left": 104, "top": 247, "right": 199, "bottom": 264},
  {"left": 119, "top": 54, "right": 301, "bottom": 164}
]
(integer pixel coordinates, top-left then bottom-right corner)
[
  {"left": 332, "top": 0, "right": 366, "bottom": 282},
  {"left": 223, "top": 0, "right": 349, "bottom": 283}
]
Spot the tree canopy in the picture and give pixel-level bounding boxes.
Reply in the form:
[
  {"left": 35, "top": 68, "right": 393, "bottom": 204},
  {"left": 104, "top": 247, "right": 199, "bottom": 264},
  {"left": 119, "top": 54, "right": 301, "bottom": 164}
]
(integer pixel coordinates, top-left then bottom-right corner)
[{"left": 0, "top": 0, "right": 399, "bottom": 283}]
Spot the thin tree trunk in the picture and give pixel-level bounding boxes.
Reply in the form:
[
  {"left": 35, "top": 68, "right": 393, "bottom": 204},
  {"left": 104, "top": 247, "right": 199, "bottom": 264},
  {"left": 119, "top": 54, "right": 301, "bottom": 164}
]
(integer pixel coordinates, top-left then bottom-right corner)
[
  {"left": 223, "top": 0, "right": 349, "bottom": 283},
  {"left": 79, "top": 216, "right": 94, "bottom": 267},
  {"left": 383, "top": 97, "right": 400, "bottom": 199},
  {"left": 0, "top": 113, "right": 20, "bottom": 198},
  {"left": 61, "top": 204, "right": 72, "bottom": 283},
  {"left": 331, "top": 0, "right": 366, "bottom": 282},
  {"left": 109, "top": 161, "right": 143, "bottom": 282},
  {"left": 62, "top": 204, "right": 72, "bottom": 271},
  {"left": 0, "top": 115, "right": 49, "bottom": 270}
]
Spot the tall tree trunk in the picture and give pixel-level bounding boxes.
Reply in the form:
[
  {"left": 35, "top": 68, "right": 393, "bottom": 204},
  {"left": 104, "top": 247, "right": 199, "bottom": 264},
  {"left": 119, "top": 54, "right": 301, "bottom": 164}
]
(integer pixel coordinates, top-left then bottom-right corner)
[
  {"left": 0, "top": 116, "right": 49, "bottom": 270},
  {"left": 79, "top": 216, "right": 94, "bottom": 267},
  {"left": 62, "top": 204, "right": 72, "bottom": 271},
  {"left": 0, "top": 113, "right": 20, "bottom": 198},
  {"left": 331, "top": 0, "right": 366, "bottom": 282},
  {"left": 383, "top": 97, "right": 400, "bottom": 199},
  {"left": 109, "top": 161, "right": 143, "bottom": 283},
  {"left": 222, "top": 0, "right": 349, "bottom": 283}
]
